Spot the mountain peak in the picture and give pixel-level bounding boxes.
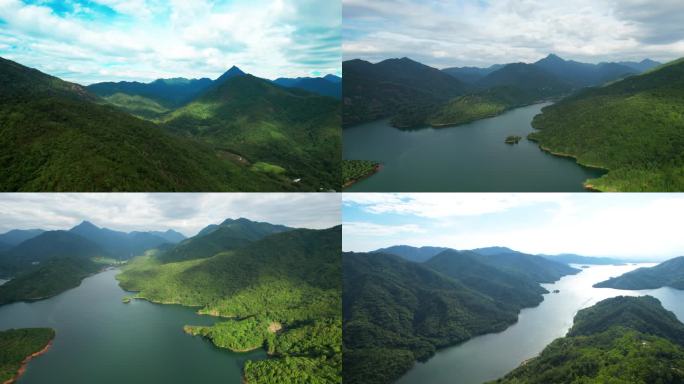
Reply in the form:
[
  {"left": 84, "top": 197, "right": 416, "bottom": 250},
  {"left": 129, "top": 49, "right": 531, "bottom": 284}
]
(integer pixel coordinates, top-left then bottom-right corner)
[
  {"left": 72, "top": 220, "right": 98, "bottom": 230},
  {"left": 215, "top": 66, "right": 246, "bottom": 83},
  {"left": 541, "top": 53, "right": 565, "bottom": 62}
]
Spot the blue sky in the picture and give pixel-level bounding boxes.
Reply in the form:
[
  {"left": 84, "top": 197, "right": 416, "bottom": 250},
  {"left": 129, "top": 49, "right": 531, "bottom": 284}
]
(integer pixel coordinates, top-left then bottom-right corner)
[
  {"left": 0, "top": 0, "right": 341, "bottom": 84},
  {"left": 343, "top": 0, "right": 684, "bottom": 68},
  {"left": 343, "top": 193, "right": 684, "bottom": 260},
  {"left": 0, "top": 193, "right": 341, "bottom": 237}
]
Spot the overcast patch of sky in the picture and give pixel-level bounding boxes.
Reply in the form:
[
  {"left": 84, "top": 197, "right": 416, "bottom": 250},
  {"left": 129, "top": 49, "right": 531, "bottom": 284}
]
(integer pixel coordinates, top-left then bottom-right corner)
[
  {"left": 343, "top": 193, "right": 684, "bottom": 261},
  {"left": 343, "top": 0, "right": 684, "bottom": 68},
  {"left": 0, "top": 0, "right": 341, "bottom": 84},
  {"left": 0, "top": 193, "right": 341, "bottom": 237}
]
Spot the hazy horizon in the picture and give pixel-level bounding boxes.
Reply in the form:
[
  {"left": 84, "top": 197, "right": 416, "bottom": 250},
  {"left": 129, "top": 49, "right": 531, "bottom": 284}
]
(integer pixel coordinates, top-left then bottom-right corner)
[{"left": 343, "top": 193, "right": 684, "bottom": 260}]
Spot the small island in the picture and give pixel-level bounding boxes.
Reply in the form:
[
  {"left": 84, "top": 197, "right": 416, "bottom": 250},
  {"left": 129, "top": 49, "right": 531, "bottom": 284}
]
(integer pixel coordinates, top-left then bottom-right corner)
[
  {"left": 581, "top": 265, "right": 590, "bottom": 268},
  {"left": 1, "top": 328, "right": 55, "bottom": 384},
  {"left": 505, "top": 135, "right": 522, "bottom": 144},
  {"left": 122, "top": 296, "right": 132, "bottom": 303},
  {"left": 343, "top": 159, "right": 381, "bottom": 188},
  {"left": 552, "top": 289, "right": 560, "bottom": 293}
]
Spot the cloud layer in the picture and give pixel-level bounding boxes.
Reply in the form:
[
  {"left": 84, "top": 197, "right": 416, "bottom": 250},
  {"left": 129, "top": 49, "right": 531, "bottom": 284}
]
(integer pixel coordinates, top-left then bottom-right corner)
[
  {"left": 343, "top": 0, "right": 684, "bottom": 67},
  {"left": 0, "top": 0, "right": 341, "bottom": 84},
  {"left": 0, "top": 193, "right": 341, "bottom": 237},
  {"left": 343, "top": 193, "right": 684, "bottom": 260}
]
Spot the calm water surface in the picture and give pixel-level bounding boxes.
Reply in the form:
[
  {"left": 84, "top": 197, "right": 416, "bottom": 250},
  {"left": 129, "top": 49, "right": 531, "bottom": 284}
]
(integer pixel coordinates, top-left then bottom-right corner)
[
  {"left": 343, "top": 103, "right": 605, "bottom": 191},
  {"left": 0, "top": 269, "right": 266, "bottom": 384},
  {"left": 396, "top": 263, "right": 684, "bottom": 384}
]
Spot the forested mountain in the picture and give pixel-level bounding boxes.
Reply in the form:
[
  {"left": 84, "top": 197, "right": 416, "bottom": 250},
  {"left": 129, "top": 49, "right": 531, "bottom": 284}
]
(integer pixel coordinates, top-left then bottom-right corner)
[
  {"left": 342, "top": 57, "right": 468, "bottom": 127},
  {"left": 0, "top": 57, "right": 340, "bottom": 192},
  {"left": 273, "top": 75, "right": 342, "bottom": 98},
  {"left": 594, "top": 256, "right": 684, "bottom": 290},
  {"left": 117, "top": 226, "right": 342, "bottom": 384},
  {"left": 466, "top": 247, "right": 579, "bottom": 282},
  {"left": 0, "top": 328, "right": 55, "bottom": 383},
  {"left": 533, "top": 54, "right": 638, "bottom": 87},
  {"left": 0, "top": 57, "right": 285, "bottom": 192},
  {"left": 158, "top": 218, "right": 292, "bottom": 262},
  {"left": 86, "top": 77, "right": 213, "bottom": 109},
  {"left": 0, "top": 229, "right": 45, "bottom": 246},
  {"left": 69, "top": 221, "right": 176, "bottom": 259},
  {"left": 162, "top": 73, "right": 341, "bottom": 191},
  {"left": 490, "top": 296, "right": 684, "bottom": 384},
  {"left": 441, "top": 64, "right": 504, "bottom": 83},
  {"left": 529, "top": 57, "right": 684, "bottom": 191},
  {"left": 372, "top": 245, "right": 450, "bottom": 262},
  {"left": 617, "top": 59, "right": 661, "bottom": 72},
  {"left": 475, "top": 63, "right": 571, "bottom": 96},
  {"left": 0, "top": 231, "right": 105, "bottom": 270},
  {"left": 342, "top": 249, "right": 578, "bottom": 384}
]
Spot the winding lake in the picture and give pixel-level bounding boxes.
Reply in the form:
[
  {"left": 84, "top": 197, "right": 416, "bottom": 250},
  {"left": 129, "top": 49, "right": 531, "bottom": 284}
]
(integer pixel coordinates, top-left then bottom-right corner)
[
  {"left": 343, "top": 103, "right": 605, "bottom": 192},
  {"left": 0, "top": 269, "right": 266, "bottom": 384},
  {"left": 396, "top": 263, "right": 684, "bottom": 384}
]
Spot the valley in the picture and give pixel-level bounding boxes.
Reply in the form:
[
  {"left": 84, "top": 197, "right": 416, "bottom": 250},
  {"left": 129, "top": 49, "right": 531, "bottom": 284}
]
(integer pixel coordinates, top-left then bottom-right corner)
[
  {"left": 342, "top": 53, "right": 684, "bottom": 191},
  {"left": 0, "top": 57, "right": 341, "bottom": 192}
]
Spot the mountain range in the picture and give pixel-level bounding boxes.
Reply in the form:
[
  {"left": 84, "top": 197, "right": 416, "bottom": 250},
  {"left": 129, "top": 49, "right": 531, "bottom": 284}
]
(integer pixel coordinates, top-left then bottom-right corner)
[
  {"left": 343, "top": 246, "right": 578, "bottom": 384},
  {"left": 343, "top": 54, "right": 660, "bottom": 129},
  {"left": 490, "top": 296, "right": 684, "bottom": 383},
  {"left": 0, "top": 57, "right": 340, "bottom": 192},
  {"left": 273, "top": 74, "right": 341, "bottom": 99}
]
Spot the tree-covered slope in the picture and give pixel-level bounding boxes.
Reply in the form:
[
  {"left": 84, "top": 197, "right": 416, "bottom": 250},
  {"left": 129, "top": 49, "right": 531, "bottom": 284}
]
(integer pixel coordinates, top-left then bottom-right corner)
[
  {"left": 489, "top": 296, "right": 684, "bottom": 384},
  {"left": 0, "top": 230, "right": 106, "bottom": 271},
  {"left": 0, "top": 57, "right": 282, "bottom": 192},
  {"left": 594, "top": 256, "right": 684, "bottom": 290},
  {"left": 117, "top": 226, "right": 342, "bottom": 383},
  {"left": 0, "top": 257, "right": 99, "bottom": 305},
  {"left": 469, "top": 247, "right": 580, "bottom": 283},
  {"left": 529, "top": 57, "right": 684, "bottom": 191},
  {"left": 273, "top": 76, "right": 341, "bottom": 99},
  {"left": 533, "top": 54, "right": 638, "bottom": 87},
  {"left": 87, "top": 77, "right": 213, "bottom": 108},
  {"left": 343, "top": 252, "right": 530, "bottom": 384},
  {"left": 162, "top": 74, "right": 341, "bottom": 191},
  {"left": 0, "top": 328, "right": 55, "bottom": 383},
  {"left": 342, "top": 58, "right": 467, "bottom": 127},
  {"left": 158, "top": 218, "right": 292, "bottom": 263},
  {"left": 372, "top": 245, "right": 450, "bottom": 263}
]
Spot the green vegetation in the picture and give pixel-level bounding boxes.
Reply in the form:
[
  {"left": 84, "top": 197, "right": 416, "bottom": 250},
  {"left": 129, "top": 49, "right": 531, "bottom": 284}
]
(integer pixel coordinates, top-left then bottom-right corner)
[
  {"left": 0, "top": 57, "right": 339, "bottom": 192},
  {"left": 100, "top": 93, "right": 170, "bottom": 119},
  {"left": 342, "top": 58, "right": 467, "bottom": 128},
  {"left": 530, "top": 58, "right": 684, "bottom": 191},
  {"left": 162, "top": 74, "right": 341, "bottom": 191},
  {"left": 594, "top": 256, "right": 684, "bottom": 290},
  {"left": 342, "top": 250, "right": 577, "bottom": 384},
  {"left": 0, "top": 257, "right": 100, "bottom": 305},
  {"left": 505, "top": 135, "right": 522, "bottom": 144},
  {"left": 342, "top": 160, "right": 379, "bottom": 188},
  {"left": 0, "top": 328, "right": 55, "bottom": 383},
  {"left": 251, "top": 162, "right": 287, "bottom": 175},
  {"left": 489, "top": 296, "right": 684, "bottom": 384},
  {"left": 117, "top": 226, "right": 342, "bottom": 383}
]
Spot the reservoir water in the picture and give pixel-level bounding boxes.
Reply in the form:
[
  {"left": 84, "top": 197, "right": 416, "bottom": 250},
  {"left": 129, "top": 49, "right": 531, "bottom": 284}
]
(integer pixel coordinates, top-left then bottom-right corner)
[
  {"left": 343, "top": 103, "right": 605, "bottom": 191},
  {"left": 396, "top": 263, "right": 684, "bottom": 384},
  {"left": 0, "top": 269, "right": 266, "bottom": 384}
]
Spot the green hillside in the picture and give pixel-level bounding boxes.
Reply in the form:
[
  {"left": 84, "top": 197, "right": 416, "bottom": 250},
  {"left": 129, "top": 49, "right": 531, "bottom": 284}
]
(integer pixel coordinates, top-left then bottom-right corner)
[
  {"left": 0, "top": 257, "right": 99, "bottom": 305},
  {"left": 342, "top": 58, "right": 467, "bottom": 128},
  {"left": 594, "top": 256, "right": 684, "bottom": 290},
  {"left": 0, "top": 328, "right": 55, "bottom": 383},
  {"left": 529, "top": 58, "right": 684, "bottom": 191},
  {"left": 162, "top": 74, "right": 341, "bottom": 191},
  {"left": 490, "top": 296, "right": 684, "bottom": 384},
  {"left": 117, "top": 226, "right": 342, "bottom": 383},
  {"left": 158, "top": 218, "right": 292, "bottom": 263}
]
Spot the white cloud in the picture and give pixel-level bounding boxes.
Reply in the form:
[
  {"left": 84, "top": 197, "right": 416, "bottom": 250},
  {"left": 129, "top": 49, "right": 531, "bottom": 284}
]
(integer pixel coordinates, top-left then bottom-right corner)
[
  {"left": 344, "top": 193, "right": 570, "bottom": 218},
  {"left": 0, "top": 193, "right": 341, "bottom": 237},
  {"left": 0, "top": 0, "right": 340, "bottom": 83},
  {"left": 343, "top": 0, "right": 684, "bottom": 67},
  {"left": 343, "top": 221, "right": 425, "bottom": 237}
]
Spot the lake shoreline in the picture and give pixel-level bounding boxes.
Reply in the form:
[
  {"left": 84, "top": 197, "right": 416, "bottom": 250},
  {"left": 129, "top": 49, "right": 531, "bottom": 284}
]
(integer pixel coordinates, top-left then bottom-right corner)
[
  {"left": 532, "top": 142, "right": 610, "bottom": 191},
  {"left": 342, "top": 163, "right": 382, "bottom": 189},
  {"left": 4, "top": 338, "right": 54, "bottom": 384}
]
